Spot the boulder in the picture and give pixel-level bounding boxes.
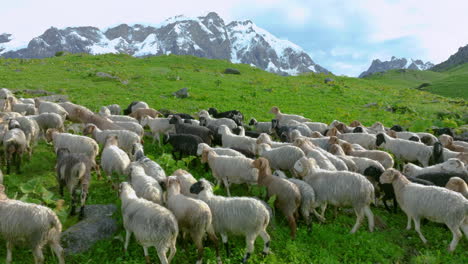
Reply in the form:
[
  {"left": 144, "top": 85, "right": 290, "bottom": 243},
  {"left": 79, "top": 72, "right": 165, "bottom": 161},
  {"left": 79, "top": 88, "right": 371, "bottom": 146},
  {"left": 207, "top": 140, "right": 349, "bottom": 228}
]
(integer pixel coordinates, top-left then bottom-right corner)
[
  {"left": 173, "top": 87, "right": 189, "bottom": 98},
  {"left": 324, "top": 78, "right": 334, "bottom": 84},
  {"left": 224, "top": 68, "right": 241, "bottom": 75}
]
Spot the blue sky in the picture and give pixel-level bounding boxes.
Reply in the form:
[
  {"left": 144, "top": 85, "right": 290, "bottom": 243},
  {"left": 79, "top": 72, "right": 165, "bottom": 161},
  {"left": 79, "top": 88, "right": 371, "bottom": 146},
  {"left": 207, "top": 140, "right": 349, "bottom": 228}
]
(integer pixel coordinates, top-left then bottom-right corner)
[{"left": 1, "top": 0, "right": 467, "bottom": 76}]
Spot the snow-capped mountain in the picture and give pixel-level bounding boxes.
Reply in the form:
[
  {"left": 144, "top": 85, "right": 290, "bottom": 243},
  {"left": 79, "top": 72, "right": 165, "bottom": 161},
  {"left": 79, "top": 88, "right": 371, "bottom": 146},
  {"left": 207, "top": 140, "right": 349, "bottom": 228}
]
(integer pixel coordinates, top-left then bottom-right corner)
[
  {"left": 359, "top": 56, "right": 434, "bottom": 78},
  {"left": 0, "top": 12, "right": 330, "bottom": 75}
]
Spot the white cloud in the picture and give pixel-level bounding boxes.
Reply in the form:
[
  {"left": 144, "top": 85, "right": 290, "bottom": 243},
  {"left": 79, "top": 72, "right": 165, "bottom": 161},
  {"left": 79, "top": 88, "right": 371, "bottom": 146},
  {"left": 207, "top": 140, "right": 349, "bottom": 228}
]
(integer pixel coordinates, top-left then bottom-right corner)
[{"left": 330, "top": 62, "right": 369, "bottom": 77}]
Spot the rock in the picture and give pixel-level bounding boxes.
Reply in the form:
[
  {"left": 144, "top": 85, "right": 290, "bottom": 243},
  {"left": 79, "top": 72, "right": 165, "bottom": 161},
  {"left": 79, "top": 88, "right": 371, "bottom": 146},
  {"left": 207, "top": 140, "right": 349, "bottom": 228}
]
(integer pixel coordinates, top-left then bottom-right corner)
[
  {"left": 324, "top": 78, "right": 334, "bottom": 84},
  {"left": 363, "top": 102, "right": 378, "bottom": 108},
  {"left": 173, "top": 87, "right": 189, "bottom": 98},
  {"left": 223, "top": 68, "right": 241, "bottom": 75},
  {"left": 36, "top": 94, "right": 68, "bottom": 102},
  {"left": 61, "top": 204, "right": 118, "bottom": 255},
  {"left": 96, "top": 72, "right": 117, "bottom": 79}
]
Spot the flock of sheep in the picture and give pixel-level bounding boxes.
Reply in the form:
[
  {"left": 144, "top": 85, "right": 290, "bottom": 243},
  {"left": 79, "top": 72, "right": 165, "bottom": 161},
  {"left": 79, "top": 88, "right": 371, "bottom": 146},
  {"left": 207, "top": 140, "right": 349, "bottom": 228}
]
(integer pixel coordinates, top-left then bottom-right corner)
[{"left": 0, "top": 87, "right": 467, "bottom": 264}]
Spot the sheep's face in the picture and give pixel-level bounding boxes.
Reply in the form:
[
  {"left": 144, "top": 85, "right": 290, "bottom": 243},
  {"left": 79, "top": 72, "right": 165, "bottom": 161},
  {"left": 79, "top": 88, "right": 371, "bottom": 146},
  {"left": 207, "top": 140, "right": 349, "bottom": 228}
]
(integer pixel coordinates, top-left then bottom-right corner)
[
  {"left": 104, "top": 135, "right": 119, "bottom": 147},
  {"left": 376, "top": 133, "right": 386, "bottom": 147},
  {"left": 280, "top": 132, "right": 289, "bottom": 142},
  {"left": 269, "top": 106, "right": 279, "bottom": 115},
  {"left": 190, "top": 179, "right": 211, "bottom": 195},
  {"left": 408, "top": 136, "right": 420, "bottom": 142},
  {"left": 166, "top": 176, "right": 181, "bottom": 194},
  {"left": 45, "top": 129, "right": 56, "bottom": 142},
  {"left": 363, "top": 166, "right": 383, "bottom": 181},
  {"left": 252, "top": 158, "right": 269, "bottom": 171},
  {"left": 293, "top": 158, "right": 307, "bottom": 176},
  {"left": 390, "top": 125, "right": 403, "bottom": 132},
  {"left": 445, "top": 177, "right": 464, "bottom": 192},
  {"left": 273, "top": 170, "right": 287, "bottom": 179},
  {"left": 208, "top": 108, "right": 217, "bottom": 115},
  {"left": 198, "top": 110, "right": 209, "bottom": 118},
  {"left": 248, "top": 118, "right": 256, "bottom": 126},
  {"left": 326, "top": 127, "right": 338, "bottom": 137},
  {"left": 444, "top": 159, "right": 463, "bottom": 170},
  {"left": 350, "top": 120, "right": 362, "bottom": 127},
  {"left": 335, "top": 123, "right": 346, "bottom": 133},
  {"left": 310, "top": 131, "right": 322, "bottom": 138},
  {"left": 199, "top": 117, "right": 207, "bottom": 127},
  {"left": 328, "top": 136, "right": 339, "bottom": 145},
  {"left": 380, "top": 169, "right": 398, "bottom": 184},
  {"left": 83, "top": 125, "right": 95, "bottom": 135},
  {"left": 439, "top": 135, "right": 451, "bottom": 147},
  {"left": 200, "top": 149, "right": 210, "bottom": 163},
  {"left": 402, "top": 164, "right": 416, "bottom": 176},
  {"left": 196, "top": 143, "right": 207, "bottom": 156},
  {"left": 168, "top": 115, "right": 180, "bottom": 125},
  {"left": 256, "top": 133, "right": 268, "bottom": 144},
  {"left": 353, "top": 126, "right": 364, "bottom": 133}
]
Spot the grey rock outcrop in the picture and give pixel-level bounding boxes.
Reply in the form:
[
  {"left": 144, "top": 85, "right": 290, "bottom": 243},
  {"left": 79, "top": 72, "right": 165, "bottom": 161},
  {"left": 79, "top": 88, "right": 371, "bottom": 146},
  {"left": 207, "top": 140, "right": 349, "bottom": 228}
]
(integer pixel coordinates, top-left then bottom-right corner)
[
  {"left": 432, "top": 44, "right": 468, "bottom": 71},
  {"left": 359, "top": 56, "right": 434, "bottom": 78}
]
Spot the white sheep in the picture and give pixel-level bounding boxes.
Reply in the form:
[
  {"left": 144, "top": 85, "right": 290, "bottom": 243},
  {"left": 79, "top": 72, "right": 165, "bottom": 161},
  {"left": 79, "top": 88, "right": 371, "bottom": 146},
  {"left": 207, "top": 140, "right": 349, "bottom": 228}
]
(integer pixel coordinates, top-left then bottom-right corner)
[
  {"left": 35, "top": 99, "right": 68, "bottom": 120},
  {"left": 403, "top": 158, "right": 467, "bottom": 177},
  {"left": 338, "top": 133, "right": 377, "bottom": 150},
  {"left": 376, "top": 133, "right": 432, "bottom": 167},
  {"left": 11, "top": 103, "right": 37, "bottom": 116},
  {"left": 329, "top": 144, "right": 385, "bottom": 175},
  {"left": 131, "top": 143, "right": 166, "bottom": 183},
  {"left": 197, "top": 143, "right": 244, "bottom": 157},
  {"left": 218, "top": 125, "right": 257, "bottom": 154},
  {"left": 256, "top": 133, "right": 291, "bottom": 148},
  {"left": 106, "top": 104, "right": 122, "bottom": 115},
  {"left": 302, "top": 122, "right": 328, "bottom": 134},
  {"left": 190, "top": 179, "right": 271, "bottom": 263},
  {"left": 199, "top": 110, "right": 237, "bottom": 129},
  {"left": 120, "top": 182, "right": 178, "bottom": 264},
  {"left": 128, "top": 164, "right": 163, "bottom": 205},
  {"left": 83, "top": 123, "right": 140, "bottom": 154},
  {"left": 293, "top": 138, "right": 337, "bottom": 171},
  {"left": 294, "top": 157, "right": 375, "bottom": 233},
  {"left": 341, "top": 142, "right": 394, "bottom": 169},
  {"left": 257, "top": 143, "right": 305, "bottom": 174},
  {"left": 114, "top": 121, "right": 144, "bottom": 138},
  {"left": 101, "top": 135, "right": 131, "bottom": 181},
  {"left": 46, "top": 129, "right": 99, "bottom": 161},
  {"left": 248, "top": 118, "right": 272, "bottom": 134},
  {"left": 380, "top": 169, "right": 468, "bottom": 252},
  {"left": 269, "top": 106, "right": 309, "bottom": 126},
  {"left": 171, "top": 169, "right": 198, "bottom": 198},
  {"left": 28, "top": 112, "right": 65, "bottom": 135},
  {"left": 140, "top": 116, "right": 174, "bottom": 144}
]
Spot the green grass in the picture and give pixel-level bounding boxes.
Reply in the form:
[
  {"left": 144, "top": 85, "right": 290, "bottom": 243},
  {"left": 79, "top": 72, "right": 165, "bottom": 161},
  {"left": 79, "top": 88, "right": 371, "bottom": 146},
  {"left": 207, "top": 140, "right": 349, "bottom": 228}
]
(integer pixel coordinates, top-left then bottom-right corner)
[
  {"left": 365, "top": 64, "right": 468, "bottom": 99},
  {"left": 0, "top": 53, "right": 467, "bottom": 263}
]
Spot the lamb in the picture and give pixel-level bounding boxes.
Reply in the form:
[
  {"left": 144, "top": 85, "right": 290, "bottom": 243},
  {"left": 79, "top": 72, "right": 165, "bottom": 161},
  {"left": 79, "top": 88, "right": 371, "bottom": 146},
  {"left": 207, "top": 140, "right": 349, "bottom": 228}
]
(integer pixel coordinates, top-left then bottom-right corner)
[
  {"left": 403, "top": 158, "right": 467, "bottom": 177},
  {"left": 46, "top": 128, "right": 100, "bottom": 162},
  {"left": 208, "top": 107, "right": 244, "bottom": 126},
  {"left": 446, "top": 177, "right": 468, "bottom": 198},
  {"left": 269, "top": 106, "right": 309, "bottom": 125},
  {"left": 218, "top": 125, "right": 257, "bottom": 154},
  {"left": 141, "top": 116, "right": 174, "bottom": 144},
  {"left": 3, "top": 123, "right": 28, "bottom": 174},
  {"left": 293, "top": 138, "right": 338, "bottom": 171},
  {"left": 83, "top": 123, "right": 140, "bottom": 154},
  {"left": 376, "top": 133, "right": 432, "bottom": 167},
  {"left": 387, "top": 130, "right": 420, "bottom": 142},
  {"left": 106, "top": 104, "right": 121, "bottom": 115},
  {"left": 171, "top": 169, "right": 198, "bottom": 198},
  {"left": 101, "top": 135, "right": 131, "bottom": 181},
  {"left": 131, "top": 143, "right": 166, "bottom": 184},
  {"left": 169, "top": 115, "right": 213, "bottom": 145},
  {"left": 55, "top": 148, "right": 94, "bottom": 219},
  {"left": 119, "top": 182, "right": 178, "bottom": 264},
  {"left": 248, "top": 118, "right": 272, "bottom": 134},
  {"left": 190, "top": 179, "right": 271, "bottom": 263},
  {"left": 256, "top": 132, "right": 291, "bottom": 148},
  {"left": 329, "top": 144, "right": 385, "bottom": 175},
  {"left": 113, "top": 121, "right": 144, "bottom": 138},
  {"left": 380, "top": 168, "right": 468, "bottom": 252},
  {"left": 257, "top": 143, "right": 305, "bottom": 174},
  {"left": 165, "top": 176, "right": 221, "bottom": 264},
  {"left": 439, "top": 135, "right": 468, "bottom": 153},
  {"left": 14, "top": 116, "right": 40, "bottom": 152},
  {"left": 11, "top": 102, "right": 37, "bottom": 115},
  {"left": 128, "top": 164, "right": 163, "bottom": 205},
  {"left": 28, "top": 112, "right": 65, "bottom": 134},
  {"left": 326, "top": 144, "right": 358, "bottom": 172},
  {"left": 163, "top": 134, "right": 203, "bottom": 159},
  {"left": 341, "top": 142, "right": 394, "bottom": 169},
  {"left": 0, "top": 184, "right": 65, "bottom": 264},
  {"left": 363, "top": 166, "right": 397, "bottom": 213},
  {"left": 35, "top": 99, "right": 68, "bottom": 120},
  {"left": 338, "top": 133, "right": 377, "bottom": 150},
  {"left": 201, "top": 148, "right": 258, "bottom": 196},
  {"left": 302, "top": 122, "right": 328, "bottom": 134},
  {"left": 294, "top": 157, "right": 375, "bottom": 233},
  {"left": 416, "top": 133, "right": 438, "bottom": 146},
  {"left": 123, "top": 101, "right": 149, "bottom": 115},
  {"left": 199, "top": 110, "right": 237, "bottom": 130},
  {"left": 197, "top": 143, "right": 245, "bottom": 157},
  {"left": 253, "top": 158, "right": 301, "bottom": 239},
  {"left": 129, "top": 108, "right": 162, "bottom": 121}
]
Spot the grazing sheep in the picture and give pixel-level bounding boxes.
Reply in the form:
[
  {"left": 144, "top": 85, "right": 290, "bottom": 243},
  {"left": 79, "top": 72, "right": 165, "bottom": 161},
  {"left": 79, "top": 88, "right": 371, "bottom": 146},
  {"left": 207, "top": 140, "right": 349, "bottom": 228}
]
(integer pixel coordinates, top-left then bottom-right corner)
[
  {"left": 59, "top": 102, "right": 94, "bottom": 122},
  {"left": 0, "top": 88, "right": 14, "bottom": 99},
  {"left": 415, "top": 172, "right": 468, "bottom": 187},
  {"left": 341, "top": 142, "right": 394, "bottom": 169},
  {"left": 256, "top": 133, "right": 291, "bottom": 148},
  {"left": 197, "top": 143, "right": 244, "bottom": 157},
  {"left": 440, "top": 135, "right": 468, "bottom": 153},
  {"left": 326, "top": 144, "right": 358, "bottom": 172},
  {"left": 119, "top": 182, "right": 178, "bottom": 264},
  {"left": 269, "top": 106, "right": 309, "bottom": 126},
  {"left": 14, "top": 116, "right": 40, "bottom": 153},
  {"left": 387, "top": 130, "right": 420, "bottom": 142},
  {"left": 141, "top": 116, "right": 174, "bottom": 144},
  {"left": 35, "top": 99, "right": 68, "bottom": 120},
  {"left": 106, "top": 104, "right": 122, "bottom": 115},
  {"left": 165, "top": 176, "right": 221, "bottom": 264},
  {"left": 380, "top": 169, "right": 468, "bottom": 252},
  {"left": 190, "top": 179, "right": 271, "bottom": 263},
  {"left": 201, "top": 149, "right": 258, "bottom": 197},
  {"left": 83, "top": 123, "right": 140, "bottom": 154},
  {"left": 294, "top": 157, "right": 375, "bottom": 233},
  {"left": 171, "top": 169, "right": 198, "bottom": 198},
  {"left": 169, "top": 115, "right": 213, "bottom": 145},
  {"left": 0, "top": 184, "right": 65, "bottom": 264},
  {"left": 338, "top": 133, "right": 377, "bottom": 150},
  {"left": 329, "top": 144, "right": 385, "bottom": 175},
  {"left": 376, "top": 133, "right": 432, "bottom": 167},
  {"left": 199, "top": 110, "right": 237, "bottom": 129},
  {"left": 403, "top": 158, "right": 467, "bottom": 177},
  {"left": 416, "top": 132, "right": 438, "bottom": 146},
  {"left": 302, "top": 122, "right": 328, "bottom": 134},
  {"left": 128, "top": 164, "right": 163, "bottom": 204},
  {"left": 163, "top": 134, "right": 203, "bottom": 159},
  {"left": 131, "top": 143, "right": 166, "bottom": 184},
  {"left": 129, "top": 108, "right": 161, "bottom": 121},
  {"left": 11, "top": 103, "right": 37, "bottom": 115},
  {"left": 253, "top": 158, "right": 301, "bottom": 238},
  {"left": 64, "top": 105, "right": 121, "bottom": 130},
  {"left": 3, "top": 124, "right": 28, "bottom": 174},
  {"left": 257, "top": 143, "right": 305, "bottom": 174},
  {"left": 218, "top": 125, "right": 257, "bottom": 154},
  {"left": 28, "top": 112, "right": 65, "bottom": 135},
  {"left": 293, "top": 138, "right": 337, "bottom": 171},
  {"left": 123, "top": 101, "right": 149, "bottom": 115},
  {"left": 446, "top": 177, "right": 468, "bottom": 198},
  {"left": 113, "top": 121, "right": 144, "bottom": 138},
  {"left": 101, "top": 135, "right": 131, "bottom": 181},
  {"left": 208, "top": 107, "right": 244, "bottom": 126},
  {"left": 363, "top": 166, "right": 397, "bottom": 213},
  {"left": 248, "top": 118, "right": 272, "bottom": 134},
  {"left": 56, "top": 148, "right": 94, "bottom": 219}
]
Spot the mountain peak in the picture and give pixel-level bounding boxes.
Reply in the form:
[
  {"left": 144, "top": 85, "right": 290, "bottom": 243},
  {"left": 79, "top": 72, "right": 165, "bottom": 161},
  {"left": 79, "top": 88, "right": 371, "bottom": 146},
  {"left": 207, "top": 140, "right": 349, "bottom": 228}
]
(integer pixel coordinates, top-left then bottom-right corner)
[
  {"left": 0, "top": 33, "right": 11, "bottom": 43},
  {"left": 432, "top": 44, "right": 468, "bottom": 71},
  {"left": 360, "top": 56, "right": 433, "bottom": 77}
]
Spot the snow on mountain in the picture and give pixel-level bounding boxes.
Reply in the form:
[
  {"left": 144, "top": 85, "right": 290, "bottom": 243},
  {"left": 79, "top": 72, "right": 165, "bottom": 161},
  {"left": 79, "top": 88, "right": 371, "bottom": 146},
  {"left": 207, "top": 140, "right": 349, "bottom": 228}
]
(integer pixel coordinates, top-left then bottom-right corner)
[
  {"left": 0, "top": 12, "right": 330, "bottom": 75},
  {"left": 359, "top": 56, "right": 434, "bottom": 78}
]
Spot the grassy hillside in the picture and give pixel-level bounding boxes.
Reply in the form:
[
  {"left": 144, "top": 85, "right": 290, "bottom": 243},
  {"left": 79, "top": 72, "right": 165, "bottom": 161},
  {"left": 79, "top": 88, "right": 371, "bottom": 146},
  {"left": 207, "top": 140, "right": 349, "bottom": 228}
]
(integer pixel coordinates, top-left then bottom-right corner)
[
  {"left": 365, "top": 64, "right": 468, "bottom": 99},
  {"left": 0, "top": 54, "right": 467, "bottom": 264}
]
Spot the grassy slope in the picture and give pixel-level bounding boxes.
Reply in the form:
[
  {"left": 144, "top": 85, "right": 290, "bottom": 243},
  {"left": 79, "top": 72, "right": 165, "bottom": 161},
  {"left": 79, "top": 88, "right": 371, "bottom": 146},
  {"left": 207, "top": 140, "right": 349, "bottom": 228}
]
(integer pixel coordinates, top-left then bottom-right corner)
[
  {"left": 0, "top": 54, "right": 467, "bottom": 264},
  {"left": 365, "top": 64, "right": 468, "bottom": 99}
]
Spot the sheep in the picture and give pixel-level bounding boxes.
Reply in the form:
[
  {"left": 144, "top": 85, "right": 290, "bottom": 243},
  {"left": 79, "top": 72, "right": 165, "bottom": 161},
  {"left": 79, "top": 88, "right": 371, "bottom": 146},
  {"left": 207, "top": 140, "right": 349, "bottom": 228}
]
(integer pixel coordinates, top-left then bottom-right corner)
[
  {"left": 208, "top": 107, "right": 244, "bottom": 126},
  {"left": 253, "top": 158, "right": 301, "bottom": 238},
  {"left": 387, "top": 130, "right": 420, "bottom": 142},
  {"left": 200, "top": 149, "right": 258, "bottom": 197},
  {"left": 59, "top": 102, "right": 94, "bottom": 122},
  {"left": 269, "top": 106, "right": 309, "bottom": 126},
  {"left": 232, "top": 126, "right": 261, "bottom": 138},
  {"left": 326, "top": 144, "right": 358, "bottom": 172},
  {"left": 128, "top": 164, "right": 163, "bottom": 205},
  {"left": 119, "top": 182, "right": 178, "bottom": 264},
  {"left": 328, "top": 144, "right": 385, "bottom": 175},
  {"left": 141, "top": 116, "right": 174, "bottom": 144},
  {"left": 273, "top": 170, "right": 324, "bottom": 225},
  {"left": 106, "top": 114, "right": 139, "bottom": 124},
  {"left": 46, "top": 128, "right": 100, "bottom": 163},
  {"left": 0, "top": 184, "right": 65, "bottom": 264},
  {"left": 341, "top": 142, "right": 394, "bottom": 169},
  {"left": 294, "top": 157, "right": 375, "bottom": 233},
  {"left": 171, "top": 169, "right": 198, "bottom": 198},
  {"left": 338, "top": 133, "right": 377, "bottom": 150},
  {"left": 446, "top": 177, "right": 468, "bottom": 198},
  {"left": 131, "top": 143, "right": 166, "bottom": 184},
  {"left": 376, "top": 133, "right": 432, "bottom": 167},
  {"left": 190, "top": 179, "right": 271, "bottom": 263},
  {"left": 35, "top": 99, "right": 68, "bottom": 120},
  {"left": 28, "top": 112, "right": 65, "bottom": 135},
  {"left": 113, "top": 121, "right": 144, "bottom": 138},
  {"left": 257, "top": 143, "right": 305, "bottom": 175},
  {"left": 416, "top": 132, "right": 438, "bottom": 146},
  {"left": 248, "top": 118, "right": 272, "bottom": 134},
  {"left": 293, "top": 138, "right": 338, "bottom": 171},
  {"left": 165, "top": 176, "right": 221, "bottom": 264},
  {"left": 380, "top": 168, "right": 468, "bottom": 252},
  {"left": 363, "top": 166, "right": 397, "bottom": 213},
  {"left": 256, "top": 132, "right": 291, "bottom": 148},
  {"left": 56, "top": 148, "right": 94, "bottom": 219},
  {"left": 270, "top": 119, "right": 298, "bottom": 141},
  {"left": 63, "top": 104, "right": 122, "bottom": 130},
  {"left": 169, "top": 115, "right": 213, "bottom": 145},
  {"left": 11, "top": 103, "right": 37, "bottom": 115},
  {"left": 197, "top": 143, "right": 245, "bottom": 157},
  {"left": 329, "top": 120, "right": 354, "bottom": 133},
  {"left": 106, "top": 104, "right": 122, "bottom": 115},
  {"left": 0, "top": 88, "right": 14, "bottom": 99},
  {"left": 19, "top": 98, "right": 35, "bottom": 105},
  {"left": 302, "top": 122, "right": 328, "bottom": 134},
  {"left": 289, "top": 130, "right": 336, "bottom": 150},
  {"left": 14, "top": 116, "right": 40, "bottom": 153},
  {"left": 415, "top": 172, "right": 468, "bottom": 187},
  {"left": 184, "top": 119, "right": 200, "bottom": 126},
  {"left": 283, "top": 120, "right": 313, "bottom": 137},
  {"left": 440, "top": 135, "right": 468, "bottom": 153},
  {"left": 3, "top": 124, "right": 28, "bottom": 174},
  {"left": 403, "top": 158, "right": 467, "bottom": 177},
  {"left": 199, "top": 110, "right": 237, "bottom": 130},
  {"left": 218, "top": 125, "right": 257, "bottom": 154},
  {"left": 101, "top": 135, "right": 131, "bottom": 182},
  {"left": 83, "top": 123, "right": 140, "bottom": 154},
  {"left": 123, "top": 101, "right": 149, "bottom": 115},
  {"left": 129, "top": 108, "right": 161, "bottom": 121},
  {"left": 163, "top": 134, "right": 203, "bottom": 159}
]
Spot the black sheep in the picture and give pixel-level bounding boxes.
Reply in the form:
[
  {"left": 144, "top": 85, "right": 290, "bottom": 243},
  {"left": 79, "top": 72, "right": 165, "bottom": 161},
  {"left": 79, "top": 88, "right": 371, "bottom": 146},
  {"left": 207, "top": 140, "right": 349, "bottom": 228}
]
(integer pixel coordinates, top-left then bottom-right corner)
[
  {"left": 163, "top": 134, "right": 203, "bottom": 159},
  {"left": 232, "top": 127, "right": 261, "bottom": 138},
  {"left": 364, "top": 166, "right": 397, "bottom": 213},
  {"left": 416, "top": 172, "right": 468, "bottom": 187},
  {"left": 169, "top": 115, "right": 213, "bottom": 145},
  {"left": 208, "top": 107, "right": 244, "bottom": 126}
]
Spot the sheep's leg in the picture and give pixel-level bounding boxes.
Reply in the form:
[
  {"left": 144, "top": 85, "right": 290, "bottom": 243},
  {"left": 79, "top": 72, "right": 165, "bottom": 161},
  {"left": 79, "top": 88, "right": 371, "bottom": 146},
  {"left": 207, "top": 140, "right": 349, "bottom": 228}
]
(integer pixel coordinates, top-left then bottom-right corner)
[
  {"left": 320, "top": 203, "right": 327, "bottom": 218},
  {"left": 222, "top": 178, "right": 231, "bottom": 197},
  {"left": 6, "top": 241, "right": 13, "bottom": 264},
  {"left": 302, "top": 207, "right": 312, "bottom": 231},
  {"left": 287, "top": 214, "right": 297, "bottom": 239},
  {"left": 50, "top": 240, "right": 65, "bottom": 264},
  {"left": 168, "top": 235, "right": 177, "bottom": 263},
  {"left": 16, "top": 153, "right": 22, "bottom": 174},
  {"left": 393, "top": 198, "right": 398, "bottom": 214},
  {"left": 242, "top": 233, "right": 257, "bottom": 263},
  {"left": 143, "top": 247, "right": 151, "bottom": 264},
  {"left": 406, "top": 215, "right": 412, "bottom": 230},
  {"left": 221, "top": 233, "right": 230, "bottom": 257},
  {"left": 413, "top": 217, "right": 427, "bottom": 244},
  {"left": 364, "top": 206, "right": 375, "bottom": 232},
  {"left": 124, "top": 230, "right": 131, "bottom": 252},
  {"left": 79, "top": 187, "right": 88, "bottom": 219},
  {"left": 192, "top": 232, "right": 204, "bottom": 264},
  {"left": 94, "top": 164, "right": 102, "bottom": 180},
  {"left": 312, "top": 209, "right": 326, "bottom": 223},
  {"left": 447, "top": 225, "right": 462, "bottom": 252},
  {"left": 461, "top": 223, "right": 468, "bottom": 239},
  {"left": 69, "top": 188, "right": 77, "bottom": 216},
  {"left": 207, "top": 226, "right": 222, "bottom": 264},
  {"left": 156, "top": 246, "right": 169, "bottom": 264},
  {"left": 350, "top": 207, "right": 364, "bottom": 234},
  {"left": 32, "top": 246, "right": 45, "bottom": 264},
  {"left": 259, "top": 229, "right": 271, "bottom": 256},
  {"left": 382, "top": 198, "right": 391, "bottom": 213}
]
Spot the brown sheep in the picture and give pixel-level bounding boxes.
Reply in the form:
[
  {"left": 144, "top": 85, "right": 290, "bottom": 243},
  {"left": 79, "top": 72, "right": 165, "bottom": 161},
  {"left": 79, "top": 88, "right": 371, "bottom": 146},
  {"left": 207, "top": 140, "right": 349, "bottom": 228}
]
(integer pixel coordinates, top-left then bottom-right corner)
[
  {"left": 128, "top": 108, "right": 161, "bottom": 121},
  {"left": 252, "top": 157, "right": 301, "bottom": 239},
  {"left": 446, "top": 177, "right": 468, "bottom": 198},
  {"left": 439, "top": 135, "right": 468, "bottom": 153}
]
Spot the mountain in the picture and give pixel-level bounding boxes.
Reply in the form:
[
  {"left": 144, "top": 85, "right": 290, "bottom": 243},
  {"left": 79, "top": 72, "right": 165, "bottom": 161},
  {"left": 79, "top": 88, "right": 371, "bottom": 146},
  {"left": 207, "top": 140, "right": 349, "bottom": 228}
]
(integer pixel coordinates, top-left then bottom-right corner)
[
  {"left": 359, "top": 56, "right": 434, "bottom": 78},
  {"left": 0, "top": 12, "right": 330, "bottom": 76},
  {"left": 431, "top": 44, "right": 468, "bottom": 71}
]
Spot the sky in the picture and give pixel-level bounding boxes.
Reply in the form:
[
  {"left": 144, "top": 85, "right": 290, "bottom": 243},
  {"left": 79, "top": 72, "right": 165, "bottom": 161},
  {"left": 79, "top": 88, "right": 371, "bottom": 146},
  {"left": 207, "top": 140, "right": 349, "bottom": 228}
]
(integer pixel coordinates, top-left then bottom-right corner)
[{"left": 1, "top": 0, "right": 467, "bottom": 76}]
